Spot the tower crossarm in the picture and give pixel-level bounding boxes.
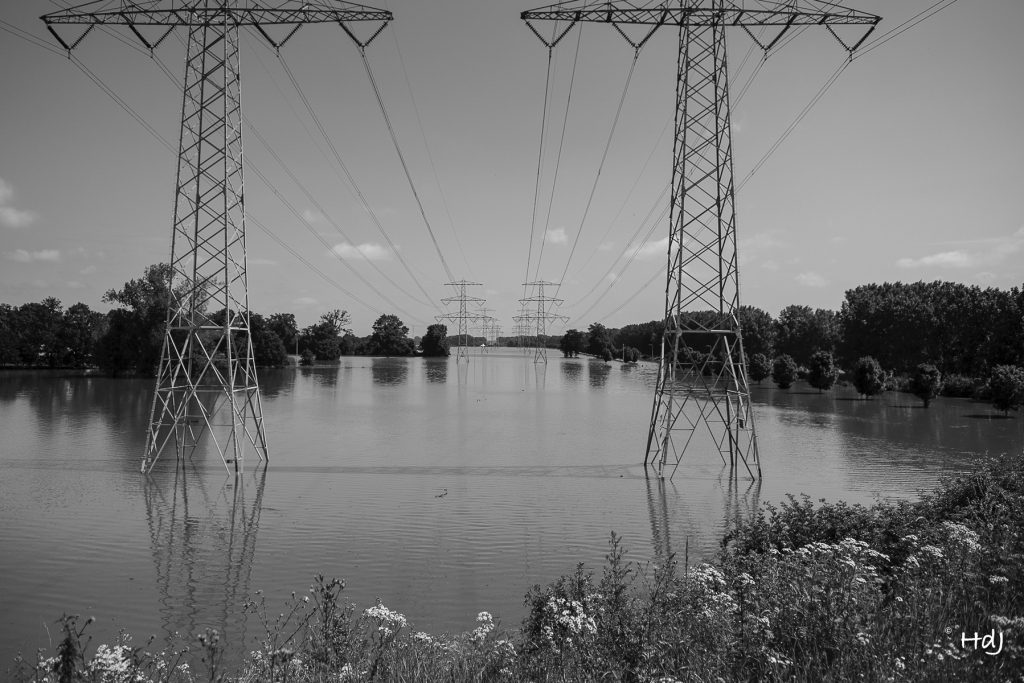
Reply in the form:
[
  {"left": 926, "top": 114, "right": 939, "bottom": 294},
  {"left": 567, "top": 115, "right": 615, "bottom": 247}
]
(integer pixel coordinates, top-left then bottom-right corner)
[
  {"left": 42, "top": 1, "right": 392, "bottom": 52},
  {"left": 522, "top": 1, "right": 879, "bottom": 52}
]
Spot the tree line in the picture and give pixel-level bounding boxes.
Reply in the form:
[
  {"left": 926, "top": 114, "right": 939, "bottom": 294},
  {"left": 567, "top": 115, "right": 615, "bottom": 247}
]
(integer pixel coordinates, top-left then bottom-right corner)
[
  {"left": 558, "top": 281, "right": 1024, "bottom": 411},
  {"left": 0, "top": 263, "right": 449, "bottom": 376}
]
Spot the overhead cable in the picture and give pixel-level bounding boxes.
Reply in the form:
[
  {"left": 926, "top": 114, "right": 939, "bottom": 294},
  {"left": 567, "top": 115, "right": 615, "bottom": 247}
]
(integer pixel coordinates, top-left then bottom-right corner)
[
  {"left": 354, "top": 48, "right": 456, "bottom": 282},
  {"left": 276, "top": 52, "right": 441, "bottom": 309}
]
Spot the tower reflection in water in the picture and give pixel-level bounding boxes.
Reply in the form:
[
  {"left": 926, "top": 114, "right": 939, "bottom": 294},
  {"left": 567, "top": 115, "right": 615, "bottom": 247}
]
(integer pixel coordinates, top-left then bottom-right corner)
[
  {"left": 646, "top": 471, "right": 761, "bottom": 562},
  {"left": 144, "top": 462, "right": 266, "bottom": 651}
]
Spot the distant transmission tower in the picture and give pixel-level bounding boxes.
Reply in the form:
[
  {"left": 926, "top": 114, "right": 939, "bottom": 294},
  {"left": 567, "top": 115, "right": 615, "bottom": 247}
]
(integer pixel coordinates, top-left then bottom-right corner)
[
  {"left": 438, "top": 280, "right": 486, "bottom": 362},
  {"left": 43, "top": 1, "right": 393, "bottom": 474},
  {"left": 476, "top": 307, "right": 497, "bottom": 353},
  {"left": 522, "top": 0, "right": 879, "bottom": 479},
  {"left": 520, "top": 281, "right": 568, "bottom": 363}
]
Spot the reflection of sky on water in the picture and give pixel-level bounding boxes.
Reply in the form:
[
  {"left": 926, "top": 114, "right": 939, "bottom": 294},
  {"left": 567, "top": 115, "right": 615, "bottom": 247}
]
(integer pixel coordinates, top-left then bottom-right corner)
[{"left": 0, "top": 355, "right": 1020, "bottom": 664}]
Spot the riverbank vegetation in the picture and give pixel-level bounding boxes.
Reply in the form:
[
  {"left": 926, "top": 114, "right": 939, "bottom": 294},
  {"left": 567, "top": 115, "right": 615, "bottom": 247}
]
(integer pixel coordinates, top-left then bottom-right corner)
[
  {"left": 3, "top": 267, "right": 1022, "bottom": 411},
  {"left": 11, "top": 452, "right": 1023, "bottom": 682}
]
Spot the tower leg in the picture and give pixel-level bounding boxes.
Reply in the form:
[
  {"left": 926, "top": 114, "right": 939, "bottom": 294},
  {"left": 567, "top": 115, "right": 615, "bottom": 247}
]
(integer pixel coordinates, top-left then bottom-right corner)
[
  {"left": 645, "top": 12, "right": 759, "bottom": 480},
  {"left": 142, "top": 15, "right": 268, "bottom": 474}
]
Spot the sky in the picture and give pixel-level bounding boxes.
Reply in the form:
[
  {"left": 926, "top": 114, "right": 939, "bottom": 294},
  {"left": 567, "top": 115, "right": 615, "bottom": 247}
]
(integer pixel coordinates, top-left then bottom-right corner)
[{"left": 1, "top": 0, "right": 1022, "bottom": 336}]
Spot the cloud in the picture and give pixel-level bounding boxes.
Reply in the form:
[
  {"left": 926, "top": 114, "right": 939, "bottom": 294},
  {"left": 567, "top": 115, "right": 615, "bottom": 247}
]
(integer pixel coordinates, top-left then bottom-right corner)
[
  {"left": 795, "top": 271, "right": 827, "bottom": 288},
  {"left": 0, "top": 178, "right": 37, "bottom": 229},
  {"left": 332, "top": 242, "right": 392, "bottom": 261},
  {"left": 302, "top": 208, "right": 323, "bottom": 224},
  {"left": 598, "top": 241, "right": 615, "bottom": 251},
  {"left": 544, "top": 227, "right": 568, "bottom": 245},
  {"left": 628, "top": 236, "right": 669, "bottom": 260},
  {"left": 247, "top": 257, "right": 278, "bottom": 266},
  {"left": 80, "top": 265, "right": 98, "bottom": 275},
  {"left": 4, "top": 249, "right": 61, "bottom": 263},
  {"left": 292, "top": 296, "right": 319, "bottom": 307},
  {"left": 897, "top": 228, "right": 1024, "bottom": 269},
  {"left": 607, "top": 273, "right": 618, "bottom": 282},
  {"left": 896, "top": 250, "right": 972, "bottom": 268}
]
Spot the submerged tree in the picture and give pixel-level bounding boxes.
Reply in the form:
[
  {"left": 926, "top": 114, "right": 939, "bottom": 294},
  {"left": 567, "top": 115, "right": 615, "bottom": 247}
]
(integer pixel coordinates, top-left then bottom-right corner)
[
  {"left": 853, "top": 356, "right": 885, "bottom": 399},
  {"left": 988, "top": 364, "right": 1024, "bottom": 415},
  {"left": 560, "top": 329, "right": 585, "bottom": 358},
  {"left": 95, "top": 263, "right": 176, "bottom": 376},
  {"left": 420, "top": 323, "right": 449, "bottom": 357},
  {"left": 910, "top": 363, "right": 943, "bottom": 408},
  {"left": 771, "top": 354, "right": 798, "bottom": 390},
  {"left": 748, "top": 352, "right": 771, "bottom": 384},
  {"left": 807, "top": 350, "right": 840, "bottom": 393},
  {"left": 370, "top": 314, "right": 415, "bottom": 356}
]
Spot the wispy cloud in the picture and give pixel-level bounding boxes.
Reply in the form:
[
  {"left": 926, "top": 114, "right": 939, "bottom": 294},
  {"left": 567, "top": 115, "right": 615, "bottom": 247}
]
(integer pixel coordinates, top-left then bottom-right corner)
[
  {"left": 598, "top": 241, "right": 615, "bottom": 252},
  {"left": 292, "top": 296, "right": 318, "bottom": 307},
  {"left": 248, "top": 257, "right": 278, "bottom": 266},
  {"left": 0, "top": 177, "right": 37, "bottom": 229},
  {"left": 544, "top": 227, "right": 568, "bottom": 245},
  {"left": 4, "top": 249, "right": 61, "bottom": 263},
  {"left": 628, "top": 236, "right": 669, "bottom": 260},
  {"left": 897, "top": 227, "right": 1024, "bottom": 269},
  {"left": 795, "top": 271, "right": 827, "bottom": 288},
  {"left": 332, "top": 242, "right": 392, "bottom": 261},
  {"left": 302, "top": 208, "right": 323, "bottom": 224}
]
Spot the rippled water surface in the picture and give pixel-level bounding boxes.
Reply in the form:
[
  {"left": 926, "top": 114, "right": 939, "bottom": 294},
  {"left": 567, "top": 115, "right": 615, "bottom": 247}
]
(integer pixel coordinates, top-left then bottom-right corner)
[{"left": 1, "top": 353, "right": 1020, "bottom": 665}]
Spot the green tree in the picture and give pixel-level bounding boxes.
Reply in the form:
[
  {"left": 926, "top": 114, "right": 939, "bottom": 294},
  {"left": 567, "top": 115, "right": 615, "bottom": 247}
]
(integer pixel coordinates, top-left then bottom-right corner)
[
  {"left": 370, "top": 314, "right": 414, "bottom": 356},
  {"left": 807, "top": 350, "right": 840, "bottom": 393},
  {"left": 14, "top": 297, "right": 64, "bottom": 366},
  {"left": 853, "top": 356, "right": 885, "bottom": 398},
  {"left": 909, "top": 363, "right": 943, "bottom": 408},
  {"left": 247, "top": 313, "right": 287, "bottom": 367},
  {"left": 58, "top": 302, "right": 105, "bottom": 368},
  {"left": 771, "top": 354, "right": 798, "bottom": 389},
  {"left": 0, "top": 304, "right": 17, "bottom": 365},
  {"left": 420, "top": 323, "right": 450, "bottom": 357},
  {"left": 748, "top": 352, "right": 771, "bottom": 384},
  {"left": 560, "top": 329, "right": 585, "bottom": 358},
  {"left": 738, "top": 305, "right": 776, "bottom": 359},
  {"left": 587, "top": 323, "right": 612, "bottom": 357},
  {"left": 775, "top": 305, "right": 838, "bottom": 367},
  {"left": 96, "top": 263, "right": 176, "bottom": 376},
  {"left": 300, "top": 309, "right": 352, "bottom": 361},
  {"left": 988, "top": 365, "right": 1024, "bottom": 415},
  {"left": 267, "top": 313, "right": 298, "bottom": 354}
]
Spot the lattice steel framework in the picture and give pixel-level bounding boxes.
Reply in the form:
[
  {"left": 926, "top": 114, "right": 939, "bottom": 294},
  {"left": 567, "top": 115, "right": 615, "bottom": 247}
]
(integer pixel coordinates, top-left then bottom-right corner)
[
  {"left": 42, "top": 1, "right": 392, "bottom": 474},
  {"left": 437, "top": 280, "right": 486, "bottom": 362},
  {"left": 522, "top": 1, "right": 879, "bottom": 479},
  {"left": 518, "top": 280, "right": 568, "bottom": 364}
]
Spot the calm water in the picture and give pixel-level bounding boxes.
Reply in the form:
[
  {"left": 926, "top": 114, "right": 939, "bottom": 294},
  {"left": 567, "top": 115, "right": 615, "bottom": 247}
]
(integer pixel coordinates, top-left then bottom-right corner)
[{"left": 1, "top": 352, "right": 1021, "bottom": 666}]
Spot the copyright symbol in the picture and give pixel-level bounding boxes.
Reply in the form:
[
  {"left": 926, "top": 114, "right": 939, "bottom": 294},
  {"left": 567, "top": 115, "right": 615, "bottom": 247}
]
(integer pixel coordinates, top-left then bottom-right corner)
[{"left": 945, "top": 627, "right": 952, "bottom": 635}]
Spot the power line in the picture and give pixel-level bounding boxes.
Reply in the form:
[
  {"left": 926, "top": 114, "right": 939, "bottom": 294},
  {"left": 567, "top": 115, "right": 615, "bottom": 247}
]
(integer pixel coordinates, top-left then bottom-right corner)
[
  {"left": 551, "top": 51, "right": 641, "bottom": 295},
  {"left": 354, "top": 46, "right": 456, "bottom": 282},
  {"left": 381, "top": 0, "right": 474, "bottom": 278},
  {"left": 533, "top": 14, "right": 587, "bottom": 281},
  {"left": 275, "top": 51, "right": 441, "bottom": 309},
  {"left": 145, "top": 38, "right": 432, "bottom": 319}
]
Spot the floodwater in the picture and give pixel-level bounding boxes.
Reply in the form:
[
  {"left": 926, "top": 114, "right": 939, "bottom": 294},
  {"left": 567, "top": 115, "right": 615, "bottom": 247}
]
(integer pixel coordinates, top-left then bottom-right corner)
[{"left": 1, "top": 351, "right": 1020, "bottom": 666}]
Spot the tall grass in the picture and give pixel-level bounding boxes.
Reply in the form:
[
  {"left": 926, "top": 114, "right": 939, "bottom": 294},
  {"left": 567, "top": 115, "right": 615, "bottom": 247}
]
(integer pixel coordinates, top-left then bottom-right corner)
[{"left": 11, "top": 452, "right": 1024, "bottom": 682}]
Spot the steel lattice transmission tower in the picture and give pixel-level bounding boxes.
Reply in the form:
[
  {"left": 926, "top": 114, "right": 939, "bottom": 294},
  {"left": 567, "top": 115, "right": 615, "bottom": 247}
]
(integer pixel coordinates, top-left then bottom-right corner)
[
  {"left": 519, "top": 281, "right": 568, "bottom": 364},
  {"left": 522, "top": 1, "right": 878, "bottom": 479},
  {"left": 43, "top": 1, "right": 392, "bottom": 474},
  {"left": 438, "top": 280, "right": 486, "bottom": 362}
]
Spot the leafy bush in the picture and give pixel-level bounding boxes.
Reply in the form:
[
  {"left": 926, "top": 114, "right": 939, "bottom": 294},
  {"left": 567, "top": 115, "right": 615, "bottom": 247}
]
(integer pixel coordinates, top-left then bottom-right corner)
[
  {"left": 988, "top": 364, "right": 1024, "bottom": 414},
  {"left": 910, "top": 363, "right": 943, "bottom": 407},
  {"left": 807, "top": 350, "right": 840, "bottom": 392},
  {"left": 771, "top": 354, "right": 798, "bottom": 389},
  {"left": 940, "top": 373, "right": 980, "bottom": 398},
  {"left": 748, "top": 352, "right": 771, "bottom": 383},
  {"left": 853, "top": 356, "right": 885, "bottom": 398}
]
